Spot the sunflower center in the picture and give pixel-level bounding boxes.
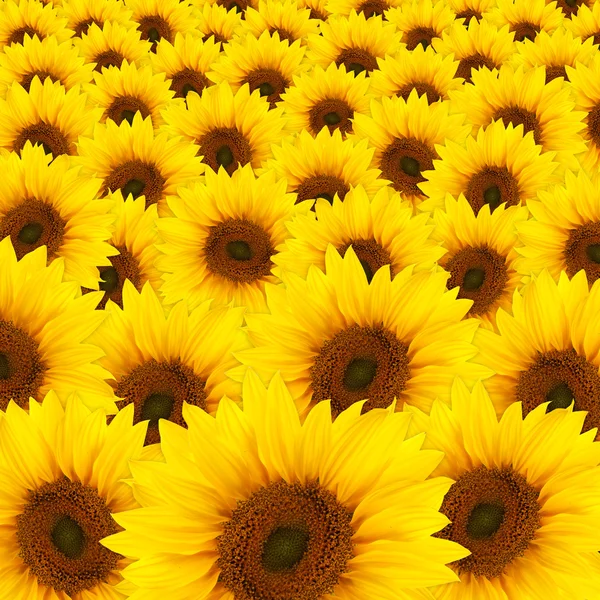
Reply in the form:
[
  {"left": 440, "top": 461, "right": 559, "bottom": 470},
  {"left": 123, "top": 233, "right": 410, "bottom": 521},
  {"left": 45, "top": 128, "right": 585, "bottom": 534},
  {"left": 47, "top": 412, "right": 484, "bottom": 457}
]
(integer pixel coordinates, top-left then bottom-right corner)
[
  {"left": 13, "top": 122, "right": 71, "bottom": 158},
  {"left": 103, "top": 159, "right": 165, "bottom": 209},
  {"left": 396, "top": 81, "right": 442, "bottom": 104},
  {"left": 455, "top": 53, "right": 497, "bottom": 84},
  {"left": 404, "top": 27, "right": 437, "bottom": 51},
  {"left": 483, "top": 185, "right": 501, "bottom": 209},
  {"left": 20, "top": 71, "right": 56, "bottom": 92},
  {"left": 73, "top": 18, "right": 102, "bottom": 38},
  {"left": 243, "top": 69, "right": 289, "bottom": 108},
  {"left": 226, "top": 240, "right": 253, "bottom": 260},
  {"left": 99, "top": 267, "right": 119, "bottom": 293},
  {"left": 93, "top": 50, "right": 125, "bottom": 72},
  {"left": 217, "top": 0, "right": 251, "bottom": 14},
  {"left": 0, "top": 353, "right": 9, "bottom": 379},
  {"left": 270, "top": 27, "right": 295, "bottom": 42},
  {"left": 337, "top": 238, "right": 393, "bottom": 283},
  {"left": 324, "top": 112, "right": 341, "bottom": 124},
  {"left": 170, "top": 68, "right": 209, "bottom": 99},
  {"left": 436, "top": 465, "right": 540, "bottom": 578},
  {"left": 141, "top": 392, "right": 175, "bottom": 427},
  {"left": 122, "top": 178, "right": 146, "bottom": 199},
  {"left": 462, "top": 267, "right": 485, "bottom": 290},
  {"left": 295, "top": 175, "right": 350, "bottom": 207},
  {"left": 105, "top": 96, "right": 151, "bottom": 126},
  {"left": 309, "top": 99, "right": 354, "bottom": 137},
  {"left": 564, "top": 222, "right": 600, "bottom": 284},
  {"left": 558, "top": 0, "right": 585, "bottom": 17},
  {"left": 400, "top": 156, "right": 420, "bottom": 177},
  {"left": 8, "top": 26, "right": 44, "bottom": 46},
  {"left": 587, "top": 105, "right": 600, "bottom": 148},
  {"left": 17, "top": 221, "right": 43, "bottom": 244},
  {"left": 545, "top": 65, "right": 568, "bottom": 83},
  {"left": 198, "top": 127, "right": 253, "bottom": 174},
  {"left": 466, "top": 167, "right": 520, "bottom": 215},
  {"left": 16, "top": 478, "right": 122, "bottom": 596},
  {"left": 137, "top": 16, "right": 172, "bottom": 52},
  {"left": 357, "top": 0, "right": 387, "bottom": 17},
  {"left": 311, "top": 324, "right": 410, "bottom": 417},
  {"left": 545, "top": 382, "right": 574, "bottom": 410},
  {"left": 511, "top": 21, "right": 540, "bottom": 42},
  {"left": 336, "top": 48, "right": 378, "bottom": 77},
  {"left": 493, "top": 106, "right": 542, "bottom": 145},
  {"left": 455, "top": 9, "right": 482, "bottom": 24},
  {"left": 218, "top": 479, "right": 354, "bottom": 600}
]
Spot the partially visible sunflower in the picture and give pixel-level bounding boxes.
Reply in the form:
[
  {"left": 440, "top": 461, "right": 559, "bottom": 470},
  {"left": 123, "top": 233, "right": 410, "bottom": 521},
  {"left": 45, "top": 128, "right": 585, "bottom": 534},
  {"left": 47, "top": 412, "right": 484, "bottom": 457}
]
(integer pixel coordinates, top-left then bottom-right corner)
[
  {"left": 156, "top": 164, "right": 307, "bottom": 312},
  {"left": 431, "top": 192, "right": 529, "bottom": 330},
  {"left": 446, "top": 0, "right": 497, "bottom": 24},
  {"left": 189, "top": 0, "right": 260, "bottom": 18},
  {"left": 280, "top": 62, "right": 373, "bottom": 138},
  {"left": 274, "top": 184, "right": 445, "bottom": 280},
  {"left": 207, "top": 31, "right": 309, "bottom": 109},
  {"left": 405, "top": 378, "right": 600, "bottom": 600},
  {"left": 432, "top": 19, "right": 517, "bottom": 84},
  {"left": 550, "top": 0, "right": 592, "bottom": 19},
  {"left": 325, "top": 0, "right": 403, "bottom": 19},
  {"left": 0, "top": 393, "right": 148, "bottom": 599},
  {"left": 418, "top": 120, "right": 561, "bottom": 214},
  {"left": 160, "top": 81, "right": 291, "bottom": 174},
  {"left": 0, "top": 77, "right": 102, "bottom": 158},
  {"left": 350, "top": 89, "right": 472, "bottom": 210},
  {"left": 191, "top": 1, "right": 245, "bottom": 47},
  {"left": 564, "top": 1, "right": 600, "bottom": 45},
  {"left": 58, "top": 0, "right": 135, "bottom": 38},
  {"left": 296, "top": 0, "right": 330, "bottom": 21},
  {"left": 83, "top": 59, "right": 182, "bottom": 128}
]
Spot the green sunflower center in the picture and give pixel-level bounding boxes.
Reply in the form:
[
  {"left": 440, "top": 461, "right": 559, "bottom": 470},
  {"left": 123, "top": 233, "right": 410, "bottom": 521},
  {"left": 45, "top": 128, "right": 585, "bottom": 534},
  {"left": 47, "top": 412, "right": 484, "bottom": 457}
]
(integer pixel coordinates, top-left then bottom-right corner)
[
  {"left": 323, "top": 112, "right": 341, "bottom": 125},
  {"left": 0, "top": 353, "right": 9, "bottom": 379},
  {"left": 216, "top": 145, "right": 234, "bottom": 168},
  {"left": 483, "top": 185, "right": 502, "bottom": 210},
  {"left": 400, "top": 156, "right": 420, "bottom": 177},
  {"left": 315, "top": 193, "right": 334, "bottom": 203},
  {"left": 122, "top": 178, "right": 146, "bottom": 199},
  {"left": 565, "top": 0, "right": 577, "bottom": 6},
  {"left": 51, "top": 515, "right": 86, "bottom": 559},
  {"left": 418, "top": 39, "right": 429, "bottom": 49},
  {"left": 462, "top": 267, "right": 486, "bottom": 291},
  {"left": 343, "top": 357, "right": 377, "bottom": 391},
  {"left": 41, "top": 142, "right": 53, "bottom": 156},
  {"left": 347, "top": 62, "right": 366, "bottom": 76},
  {"left": 226, "top": 240, "right": 253, "bottom": 261},
  {"left": 359, "top": 258, "right": 374, "bottom": 282},
  {"left": 141, "top": 392, "right": 175, "bottom": 427},
  {"left": 466, "top": 503, "right": 504, "bottom": 540},
  {"left": 147, "top": 27, "right": 160, "bottom": 42},
  {"left": 259, "top": 82, "right": 275, "bottom": 97},
  {"left": 99, "top": 267, "right": 119, "bottom": 293},
  {"left": 262, "top": 525, "right": 310, "bottom": 572},
  {"left": 181, "top": 83, "right": 197, "bottom": 97},
  {"left": 18, "top": 222, "right": 43, "bottom": 245},
  {"left": 120, "top": 110, "right": 136, "bottom": 125},
  {"left": 586, "top": 244, "right": 600, "bottom": 264},
  {"left": 546, "top": 382, "right": 574, "bottom": 410}
]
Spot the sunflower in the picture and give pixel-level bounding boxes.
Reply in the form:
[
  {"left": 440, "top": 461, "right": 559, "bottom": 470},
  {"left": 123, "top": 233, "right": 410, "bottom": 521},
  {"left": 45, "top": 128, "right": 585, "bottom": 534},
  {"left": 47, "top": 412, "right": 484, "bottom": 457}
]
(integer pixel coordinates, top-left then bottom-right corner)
[
  {"left": 260, "top": 127, "right": 389, "bottom": 206},
  {"left": 189, "top": 0, "right": 260, "bottom": 18},
  {"left": 75, "top": 112, "right": 204, "bottom": 217},
  {"left": 369, "top": 43, "right": 464, "bottom": 103},
  {"left": 431, "top": 19, "right": 517, "bottom": 85},
  {"left": 207, "top": 31, "right": 310, "bottom": 110},
  {"left": 191, "top": 1, "right": 245, "bottom": 48},
  {"left": 305, "top": 10, "right": 403, "bottom": 77},
  {"left": 102, "top": 371, "right": 470, "bottom": 599},
  {"left": 296, "top": 0, "right": 330, "bottom": 21},
  {"left": 446, "top": 0, "right": 497, "bottom": 24},
  {"left": 149, "top": 32, "right": 220, "bottom": 100},
  {"left": 58, "top": 0, "right": 135, "bottom": 38},
  {"left": 431, "top": 193, "right": 529, "bottom": 330},
  {"left": 160, "top": 81, "right": 290, "bottom": 174},
  {"left": 280, "top": 62, "right": 373, "bottom": 138},
  {"left": 384, "top": 0, "right": 456, "bottom": 51},
  {"left": 325, "top": 0, "right": 403, "bottom": 19},
  {"left": 552, "top": 0, "right": 592, "bottom": 20},
  {"left": 405, "top": 377, "right": 600, "bottom": 600},
  {"left": 564, "top": 1, "right": 600, "bottom": 45},
  {"left": 236, "top": 245, "right": 491, "bottom": 419},
  {"left": 0, "top": 393, "right": 148, "bottom": 598},
  {"left": 417, "top": 119, "right": 561, "bottom": 215},
  {"left": 350, "top": 89, "right": 472, "bottom": 210},
  {"left": 0, "top": 77, "right": 102, "bottom": 158},
  {"left": 156, "top": 164, "right": 306, "bottom": 313},
  {"left": 83, "top": 59, "right": 181, "bottom": 129},
  {"left": 273, "top": 184, "right": 445, "bottom": 281}
]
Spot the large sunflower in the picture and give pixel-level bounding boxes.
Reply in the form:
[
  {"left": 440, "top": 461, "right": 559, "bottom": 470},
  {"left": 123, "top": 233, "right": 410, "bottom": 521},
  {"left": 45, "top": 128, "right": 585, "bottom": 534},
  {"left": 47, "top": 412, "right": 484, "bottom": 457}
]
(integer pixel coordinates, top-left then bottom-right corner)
[
  {"left": 58, "top": 0, "right": 135, "bottom": 38},
  {"left": 102, "top": 371, "right": 469, "bottom": 599},
  {"left": 75, "top": 112, "right": 204, "bottom": 217},
  {"left": 350, "top": 89, "right": 472, "bottom": 210},
  {"left": 0, "top": 393, "right": 148, "bottom": 598},
  {"left": 236, "top": 245, "right": 491, "bottom": 419},
  {"left": 417, "top": 119, "right": 561, "bottom": 215},
  {"left": 0, "top": 77, "right": 102, "bottom": 158},
  {"left": 564, "top": 1, "right": 600, "bottom": 45},
  {"left": 273, "top": 184, "right": 445, "bottom": 280},
  {"left": 191, "top": 2, "right": 245, "bottom": 48},
  {"left": 405, "top": 378, "right": 600, "bottom": 600}
]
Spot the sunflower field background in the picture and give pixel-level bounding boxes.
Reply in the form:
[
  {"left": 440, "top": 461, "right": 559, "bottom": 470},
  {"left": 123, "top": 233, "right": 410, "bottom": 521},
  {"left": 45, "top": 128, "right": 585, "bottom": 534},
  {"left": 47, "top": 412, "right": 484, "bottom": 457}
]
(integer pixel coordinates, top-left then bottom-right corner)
[{"left": 3, "top": 0, "right": 600, "bottom": 597}]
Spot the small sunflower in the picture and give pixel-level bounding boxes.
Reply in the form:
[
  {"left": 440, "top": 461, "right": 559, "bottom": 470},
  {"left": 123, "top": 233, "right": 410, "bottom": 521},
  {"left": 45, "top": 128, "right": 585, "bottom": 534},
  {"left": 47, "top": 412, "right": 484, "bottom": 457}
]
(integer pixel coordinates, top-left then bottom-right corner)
[
  {"left": 102, "top": 371, "right": 470, "bottom": 599},
  {"left": 160, "top": 81, "right": 290, "bottom": 174},
  {"left": 207, "top": 31, "right": 309, "bottom": 110},
  {"left": 0, "top": 77, "right": 102, "bottom": 158},
  {"left": 75, "top": 113, "right": 204, "bottom": 217},
  {"left": 296, "top": 0, "right": 330, "bottom": 21},
  {"left": 58, "top": 0, "right": 135, "bottom": 38},
  {"left": 274, "top": 184, "right": 445, "bottom": 280},
  {"left": 369, "top": 43, "right": 464, "bottom": 103},
  {"left": 88, "top": 280, "right": 247, "bottom": 446},
  {"left": 260, "top": 127, "right": 388, "bottom": 205},
  {"left": 190, "top": 0, "right": 260, "bottom": 18},
  {"left": 280, "top": 62, "right": 373, "bottom": 138},
  {"left": 305, "top": 10, "right": 403, "bottom": 77},
  {"left": 418, "top": 119, "right": 561, "bottom": 215},
  {"left": 0, "top": 393, "right": 148, "bottom": 598},
  {"left": 446, "top": 0, "right": 497, "bottom": 24},
  {"left": 564, "top": 1, "right": 600, "bottom": 45},
  {"left": 325, "top": 0, "right": 403, "bottom": 19},
  {"left": 83, "top": 59, "right": 181, "bottom": 129},
  {"left": 551, "top": 0, "right": 592, "bottom": 20},
  {"left": 350, "top": 89, "right": 472, "bottom": 209},
  {"left": 432, "top": 19, "right": 517, "bottom": 85},
  {"left": 384, "top": 0, "right": 456, "bottom": 51},
  {"left": 405, "top": 378, "right": 600, "bottom": 600},
  {"left": 156, "top": 164, "right": 306, "bottom": 312},
  {"left": 236, "top": 245, "right": 491, "bottom": 419},
  {"left": 431, "top": 193, "right": 529, "bottom": 330},
  {"left": 191, "top": 2, "right": 245, "bottom": 47},
  {"left": 0, "top": 237, "right": 115, "bottom": 412}
]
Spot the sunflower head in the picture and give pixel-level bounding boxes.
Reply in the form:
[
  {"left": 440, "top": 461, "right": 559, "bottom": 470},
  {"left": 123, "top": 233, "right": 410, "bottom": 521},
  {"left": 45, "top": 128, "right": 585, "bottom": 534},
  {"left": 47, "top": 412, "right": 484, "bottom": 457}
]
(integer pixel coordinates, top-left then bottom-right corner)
[
  {"left": 57, "top": 0, "right": 135, "bottom": 38},
  {"left": 564, "top": 1, "right": 600, "bottom": 45},
  {"left": 192, "top": 1, "right": 246, "bottom": 47}
]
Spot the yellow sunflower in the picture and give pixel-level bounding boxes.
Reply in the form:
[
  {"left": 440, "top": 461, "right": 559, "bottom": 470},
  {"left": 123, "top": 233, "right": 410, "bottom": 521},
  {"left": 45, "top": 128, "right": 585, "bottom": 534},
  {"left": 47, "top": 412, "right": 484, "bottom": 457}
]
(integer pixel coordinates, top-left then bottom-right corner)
[
  {"left": 552, "top": 0, "right": 593, "bottom": 19},
  {"left": 446, "top": 0, "right": 497, "bottom": 24},
  {"left": 0, "top": 77, "right": 102, "bottom": 158},
  {"left": 431, "top": 192, "right": 529, "bottom": 330},
  {"left": 259, "top": 126, "right": 389, "bottom": 205},
  {"left": 305, "top": 10, "right": 403, "bottom": 77},
  {"left": 75, "top": 112, "right": 204, "bottom": 217},
  {"left": 280, "top": 62, "right": 373, "bottom": 138},
  {"left": 83, "top": 59, "right": 182, "bottom": 129},
  {"left": 160, "top": 80, "right": 291, "bottom": 174},
  {"left": 273, "top": 184, "right": 445, "bottom": 280},
  {"left": 191, "top": 2, "right": 245, "bottom": 48},
  {"left": 417, "top": 119, "right": 561, "bottom": 215},
  {"left": 405, "top": 378, "right": 600, "bottom": 600},
  {"left": 190, "top": 0, "right": 261, "bottom": 17},
  {"left": 0, "top": 393, "right": 148, "bottom": 598},
  {"left": 431, "top": 19, "right": 517, "bottom": 84},
  {"left": 58, "top": 0, "right": 135, "bottom": 38},
  {"left": 156, "top": 164, "right": 307, "bottom": 312},
  {"left": 296, "top": 0, "right": 330, "bottom": 21},
  {"left": 207, "top": 31, "right": 309, "bottom": 110},
  {"left": 564, "top": 1, "right": 600, "bottom": 45},
  {"left": 102, "top": 371, "right": 470, "bottom": 599},
  {"left": 350, "top": 89, "right": 472, "bottom": 210},
  {"left": 236, "top": 245, "right": 491, "bottom": 419},
  {"left": 369, "top": 43, "right": 464, "bottom": 103},
  {"left": 384, "top": 0, "right": 456, "bottom": 51},
  {"left": 325, "top": 0, "right": 403, "bottom": 19},
  {"left": 0, "top": 237, "right": 115, "bottom": 412}
]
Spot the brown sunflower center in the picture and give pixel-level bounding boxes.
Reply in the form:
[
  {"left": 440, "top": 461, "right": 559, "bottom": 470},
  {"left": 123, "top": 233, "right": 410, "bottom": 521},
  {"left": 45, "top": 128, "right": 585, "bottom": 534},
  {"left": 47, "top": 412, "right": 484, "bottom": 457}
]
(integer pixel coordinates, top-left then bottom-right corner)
[
  {"left": 357, "top": 0, "right": 388, "bottom": 18},
  {"left": 564, "top": 221, "right": 600, "bottom": 284},
  {"left": 8, "top": 27, "right": 44, "bottom": 46},
  {"left": 294, "top": 175, "right": 350, "bottom": 206},
  {"left": 137, "top": 16, "right": 172, "bottom": 52},
  {"left": 455, "top": 8, "right": 482, "bottom": 24},
  {"left": 545, "top": 65, "right": 568, "bottom": 83},
  {"left": 380, "top": 137, "right": 436, "bottom": 196},
  {"left": 516, "top": 348, "right": 600, "bottom": 438},
  {"left": 465, "top": 167, "right": 520, "bottom": 215},
  {"left": 309, "top": 7, "right": 327, "bottom": 20},
  {"left": 493, "top": 106, "right": 542, "bottom": 145},
  {"left": 436, "top": 465, "right": 540, "bottom": 578},
  {"left": 243, "top": 68, "right": 289, "bottom": 108},
  {"left": 197, "top": 127, "right": 253, "bottom": 174},
  {"left": 103, "top": 159, "right": 165, "bottom": 209},
  {"left": 105, "top": 96, "right": 152, "bottom": 127},
  {"left": 20, "top": 71, "right": 57, "bottom": 92},
  {"left": 270, "top": 27, "right": 295, "bottom": 42},
  {"left": 202, "top": 31, "right": 228, "bottom": 46},
  {"left": 311, "top": 324, "right": 410, "bottom": 417},
  {"left": 455, "top": 54, "right": 497, "bottom": 84},
  {"left": 93, "top": 50, "right": 126, "bottom": 73},
  {"left": 169, "top": 68, "right": 209, "bottom": 99},
  {"left": 308, "top": 98, "right": 354, "bottom": 137},
  {"left": 217, "top": 479, "right": 354, "bottom": 600},
  {"left": 586, "top": 104, "right": 600, "bottom": 148},
  {"left": 13, "top": 123, "right": 71, "bottom": 159},
  {"left": 73, "top": 18, "right": 102, "bottom": 38},
  {"left": 445, "top": 245, "right": 509, "bottom": 317},
  {"left": 335, "top": 48, "right": 378, "bottom": 77},
  {"left": 556, "top": 0, "right": 588, "bottom": 18},
  {"left": 113, "top": 359, "right": 207, "bottom": 445},
  {"left": 404, "top": 27, "right": 437, "bottom": 51},
  {"left": 16, "top": 478, "right": 122, "bottom": 596},
  {"left": 217, "top": 0, "right": 251, "bottom": 15},
  {"left": 337, "top": 239, "right": 393, "bottom": 283},
  {"left": 511, "top": 22, "right": 540, "bottom": 42},
  {"left": 396, "top": 81, "right": 442, "bottom": 104}
]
